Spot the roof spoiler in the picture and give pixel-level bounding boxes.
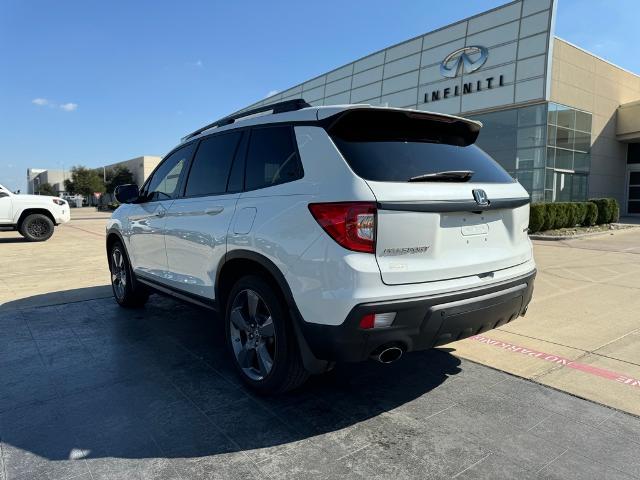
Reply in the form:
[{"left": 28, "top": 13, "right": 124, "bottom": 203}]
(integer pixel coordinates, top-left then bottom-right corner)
[
  {"left": 325, "top": 108, "right": 482, "bottom": 147},
  {"left": 181, "top": 98, "right": 311, "bottom": 142}
]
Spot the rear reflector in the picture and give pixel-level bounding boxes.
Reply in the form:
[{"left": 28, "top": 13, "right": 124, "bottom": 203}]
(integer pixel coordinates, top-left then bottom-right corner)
[
  {"left": 359, "top": 312, "right": 397, "bottom": 329},
  {"left": 308, "top": 202, "right": 376, "bottom": 253}
]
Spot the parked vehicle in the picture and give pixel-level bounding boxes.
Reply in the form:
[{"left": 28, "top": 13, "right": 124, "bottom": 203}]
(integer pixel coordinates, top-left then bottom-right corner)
[
  {"left": 0, "top": 183, "right": 70, "bottom": 241},
  {"left": 106, "top": 100, "right": 536, "bottom": 393}
]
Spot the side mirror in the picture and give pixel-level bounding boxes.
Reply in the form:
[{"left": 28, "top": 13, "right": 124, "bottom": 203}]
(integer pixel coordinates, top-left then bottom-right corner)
[{"left": 114, "top": 184, "right": 140, "bottom": 204}]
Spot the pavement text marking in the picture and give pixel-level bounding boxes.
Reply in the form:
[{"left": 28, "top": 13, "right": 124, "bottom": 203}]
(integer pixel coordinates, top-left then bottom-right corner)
[{"left": 470, "top": 335, "right": 640, "bottom": 390}]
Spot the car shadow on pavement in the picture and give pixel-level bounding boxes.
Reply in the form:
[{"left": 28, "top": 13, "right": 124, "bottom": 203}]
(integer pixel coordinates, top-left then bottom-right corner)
[
  {"left": 0, "top": 292, "right": 464, "bottom": 476},
  {"left": 0, "top": 235, "right": 28, "bottom": 243},
  {"left": 0, "top": 285, "right": 113, "bottom": 312}
]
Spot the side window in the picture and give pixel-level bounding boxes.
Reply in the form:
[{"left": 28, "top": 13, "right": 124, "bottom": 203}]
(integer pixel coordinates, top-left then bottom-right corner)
[
  {"left": 245, "top": 126, "right": 303, "bottom": 191},
  {"left": 144, "top": 144, "right": 194, "bottom": 201},
  {"left": 184, "top": 131, "right": 242, "bottom": 197}
]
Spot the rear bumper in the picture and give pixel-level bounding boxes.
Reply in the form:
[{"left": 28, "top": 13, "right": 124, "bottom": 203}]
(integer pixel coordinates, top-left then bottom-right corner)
[{"left": 298, "top": 269, "right": 536, "bottom": 362}]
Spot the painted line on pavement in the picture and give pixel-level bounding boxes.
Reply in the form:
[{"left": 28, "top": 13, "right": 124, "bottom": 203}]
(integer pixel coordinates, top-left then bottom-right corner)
[
  {"left": 65, "top": 223, "right": 104, "bottom": 237},
  {"left": 470, "top": 335, "right": 640, "bottom": 390}
]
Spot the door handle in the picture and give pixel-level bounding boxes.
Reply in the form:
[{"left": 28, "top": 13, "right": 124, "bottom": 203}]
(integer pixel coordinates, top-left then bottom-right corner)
[
  {"left": 155, "top": 207, "right": 167, "bottom": 218},
  {"left": 205, "top": 206, "right": 224, "bottom": 215}
]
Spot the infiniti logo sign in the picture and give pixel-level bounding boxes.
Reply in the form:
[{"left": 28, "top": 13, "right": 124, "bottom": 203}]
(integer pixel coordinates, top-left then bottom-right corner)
[{"left": 440, "top": 45, "right": 489, "bottom": 78}]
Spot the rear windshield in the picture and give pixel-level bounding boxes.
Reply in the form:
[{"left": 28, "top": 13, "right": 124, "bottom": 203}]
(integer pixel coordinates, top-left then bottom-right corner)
[
  {"left": 332, "top": 140, "right": 514, "bottom": 183},
  {"left": 328, "top": 109, "right": 514, "bottom": 184}
]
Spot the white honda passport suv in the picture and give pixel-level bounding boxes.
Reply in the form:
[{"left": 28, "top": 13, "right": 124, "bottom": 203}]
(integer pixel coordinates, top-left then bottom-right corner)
[{"left": 106, "top": 100, "right": 535, "bottom": 394}]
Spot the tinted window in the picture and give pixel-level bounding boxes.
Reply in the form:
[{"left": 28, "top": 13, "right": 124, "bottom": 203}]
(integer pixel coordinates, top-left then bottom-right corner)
[
  {"left": 332, "top": 140, "right": 514, "bottom": 183},
  {"left": 245, "top": 126, "right": 302, "bottom": 190},
  {"left": 144, "top": 144, "right": 194, "bottom": 201},
  {"left": 185, "top": 132, "right": 242, "bottom": 196}
]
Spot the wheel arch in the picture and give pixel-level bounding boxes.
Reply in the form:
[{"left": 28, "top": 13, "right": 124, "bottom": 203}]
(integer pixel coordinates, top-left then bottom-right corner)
[
  {"left": 216, "top": 249, "right": 330, "bottom": 374},
  {"left": 17, "top": 208, "right": 56, "bottom": 227},
  {"left": 105, "top": 229, "right": 136, "bottom": 283},
  {"left": 216, "top": 250, "right": 295, "bottom": 313}
]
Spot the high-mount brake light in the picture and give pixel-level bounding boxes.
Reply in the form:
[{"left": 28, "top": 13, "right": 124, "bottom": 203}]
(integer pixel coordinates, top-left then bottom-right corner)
[{"left": 308, "top": 202, "right": 376, "bottom": 253}]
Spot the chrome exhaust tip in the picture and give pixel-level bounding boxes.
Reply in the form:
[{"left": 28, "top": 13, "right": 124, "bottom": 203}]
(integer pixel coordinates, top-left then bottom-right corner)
[{"left": 372, "top": 346, "right": 404, "bottom": 364}]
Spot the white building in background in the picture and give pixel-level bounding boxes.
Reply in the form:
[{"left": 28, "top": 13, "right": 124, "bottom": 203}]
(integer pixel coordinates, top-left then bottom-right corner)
[
  {"left": 240, "top": 0, "right": 640, "bottom": 214},
  {"left": 26, "top": 155, "right": 161, "bottom": 195},
  {"left": 101, "top": 155, "right": 161, "bottom": 186},
  {"left": 26, "top": 168, "right": 46, "bottom": 194},
  {"left": 27, "top": 168, "right": 70, "bottom": 194}
]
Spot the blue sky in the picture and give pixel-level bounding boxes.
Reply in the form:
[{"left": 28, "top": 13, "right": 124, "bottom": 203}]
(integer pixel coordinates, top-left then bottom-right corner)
[{"left": 1, "top": 0, "right": 637, "bottom": 191}]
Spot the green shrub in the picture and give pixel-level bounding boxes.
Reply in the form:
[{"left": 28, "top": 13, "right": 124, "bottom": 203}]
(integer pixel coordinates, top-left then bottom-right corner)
[
  {"left": 589, "top": 198, "right": 612, "bottom": 224},
  {"left": 574, "top": 202, "right": 587, "bottom": 226},
  {"left": 565, "top": 203, "right": 578, "bottom": 228},
  {"left": 583, "top": 202, "right": 598, "bottom": 226},
  {"left": 608, "top": 198, "right": 620, "bottom": 223},
  {"left": 542, "top": 203, "right": 556, "bottom": 231},
  {"left": 553, "top": 203, "right": 568, "bottom": 229},
  {"left": 528, "top": 204, "right": 546, "bottom": 233}
]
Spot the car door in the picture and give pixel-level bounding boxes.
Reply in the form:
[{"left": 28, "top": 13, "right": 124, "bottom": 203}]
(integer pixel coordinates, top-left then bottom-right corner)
[
  {"left": 126, "top": 143, "right": 195, "bottom": 282},
  {"left": 163, "top": 130, "right": 245, "bottom": 299},
  {"left": 0, "top": 188, "right": 13, "bottom": 223}
]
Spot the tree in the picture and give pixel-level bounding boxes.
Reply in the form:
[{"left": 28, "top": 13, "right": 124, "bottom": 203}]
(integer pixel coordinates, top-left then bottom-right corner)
[
  {"left": 105, "top": 166, "right": 135, "bottom": 193},
  {"left": 37, "top": 182, "right": 57, "bottom": 196},
  {"left": 64, "top": 166, "right": 105, "bottom": 197}
]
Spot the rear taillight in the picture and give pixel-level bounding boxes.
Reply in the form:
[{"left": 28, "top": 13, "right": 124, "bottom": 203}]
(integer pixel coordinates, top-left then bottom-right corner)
[{"left": 308, "top": 202, "right": 376, "bottom": 253}]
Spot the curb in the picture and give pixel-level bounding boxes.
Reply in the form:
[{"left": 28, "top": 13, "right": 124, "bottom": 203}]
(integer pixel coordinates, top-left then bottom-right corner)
[{"left": 529, "top": 225, "right": 638, "bottom": 241}]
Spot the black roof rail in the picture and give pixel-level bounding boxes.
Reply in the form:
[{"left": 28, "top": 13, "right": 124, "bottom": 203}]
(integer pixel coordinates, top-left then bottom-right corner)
[{"left": 181, "top": 98, "right": 311, "bottom": 142}]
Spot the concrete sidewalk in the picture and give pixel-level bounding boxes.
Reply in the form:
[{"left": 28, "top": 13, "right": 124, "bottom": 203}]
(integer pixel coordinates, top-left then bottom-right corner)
[
  {"left": 0, "top": 208, "right": 112, "bottom": 310},
  {"left": 450, "top": 228, "right": 640, "bottom": 416}
]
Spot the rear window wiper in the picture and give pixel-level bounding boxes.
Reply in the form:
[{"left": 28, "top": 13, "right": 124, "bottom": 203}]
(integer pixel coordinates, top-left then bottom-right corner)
[{"left": 408, "top": 170, "right": 474, "bottom": 182}]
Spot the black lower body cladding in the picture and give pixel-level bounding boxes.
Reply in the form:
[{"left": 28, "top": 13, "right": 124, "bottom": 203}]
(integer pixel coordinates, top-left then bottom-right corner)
[{"left": 298, "top": 270, "right": 536, "bottom": 363}]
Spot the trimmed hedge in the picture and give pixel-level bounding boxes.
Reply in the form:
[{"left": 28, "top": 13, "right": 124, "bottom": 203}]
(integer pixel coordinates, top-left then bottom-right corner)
[
  {"left": 529, "top": 204, "right": 545, "bottom": 233},
  {"left": 528, "top": 198, "right": 620, "bottom": 233},
  {"left": 584, "top": 202, "right": 598, "bottom": 226}
]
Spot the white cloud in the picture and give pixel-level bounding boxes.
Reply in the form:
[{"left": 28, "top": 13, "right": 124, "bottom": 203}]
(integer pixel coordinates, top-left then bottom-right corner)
[
  {"left": 187, "top": 59, "right": 203, "bottom": 68},
  {"left": 32, "top": 98, "right": 78, "bottom": 111},
  {"left": 59, "top": 103, "right": 78, "bottom": 112},
  {"left": 265, "top": 90, "right": 279, "bottom": 98}
]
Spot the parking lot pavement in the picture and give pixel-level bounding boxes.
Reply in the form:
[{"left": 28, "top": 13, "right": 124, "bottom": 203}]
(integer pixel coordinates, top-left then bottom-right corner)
[
  {"left": 451, "top": 227, "right": 640, "bottom": 416},
  {"left": 2, "top": 295, "right": 639, "bottom": 480},
  {"left": 0, "top": 208, "right": 112, "bottom": 310}
]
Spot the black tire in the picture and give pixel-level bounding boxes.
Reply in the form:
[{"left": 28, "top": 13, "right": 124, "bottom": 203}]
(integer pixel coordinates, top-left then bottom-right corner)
[
  {"left": 225, "top": 275, "right": 309, "bottom": 394},
  {"left": 108, "top": 240, "right": 149, "bottom": 308},
  {"left": 19, "top": 213, "right": 54, "bottom": 242}
]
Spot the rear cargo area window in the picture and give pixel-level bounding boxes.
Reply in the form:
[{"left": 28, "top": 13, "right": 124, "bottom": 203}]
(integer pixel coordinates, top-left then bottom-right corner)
[
  {"left": 245, "top": 126, "right": 303, "bottom": 190},
  {"left": 328, "top": 109, "right": 514, "bottom": 184}
]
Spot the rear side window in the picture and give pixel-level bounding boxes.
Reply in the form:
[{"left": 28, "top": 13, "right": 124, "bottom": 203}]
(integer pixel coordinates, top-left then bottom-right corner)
[
  {"left": 329, "top": 109, "right": 514, "bottom": 184},
  {"left": 245, "top": 126, "right": 303, "bottom": 190},
  {"left": 185, "top": 131, "right": 242, "bottom": 196}
]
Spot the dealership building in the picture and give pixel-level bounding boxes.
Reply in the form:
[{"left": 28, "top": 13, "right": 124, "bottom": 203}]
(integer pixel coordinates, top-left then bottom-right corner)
[{"left": 240, "top": 0, "right": 640, "bottom": 214}]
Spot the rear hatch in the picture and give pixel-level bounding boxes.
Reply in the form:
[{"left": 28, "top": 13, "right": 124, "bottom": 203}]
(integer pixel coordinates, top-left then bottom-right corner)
[{"left": 327, "top": 108, "right": 532, "bottom": 285}]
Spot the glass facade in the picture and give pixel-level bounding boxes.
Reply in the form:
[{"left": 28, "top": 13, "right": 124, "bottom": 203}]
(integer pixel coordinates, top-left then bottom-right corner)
[{"left": 469, "top": 102, "right": 592, "bottom": 202}]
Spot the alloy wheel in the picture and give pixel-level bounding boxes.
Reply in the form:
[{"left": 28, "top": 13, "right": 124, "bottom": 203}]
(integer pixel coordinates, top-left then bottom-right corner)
[
  {"left": 229, "top": 289, "right": 276, "bottom": 381},
  {"left": 111, "top": 248, "right": 127, "bottom": 300},
  {"left": 27, "top": 219, "right": 49, "bottom": 238}
]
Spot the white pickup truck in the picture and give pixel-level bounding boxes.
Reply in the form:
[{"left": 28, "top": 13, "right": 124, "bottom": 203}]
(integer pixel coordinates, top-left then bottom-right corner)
[{"left": 0, "top": 183, "right": 71, "bottom": 241}]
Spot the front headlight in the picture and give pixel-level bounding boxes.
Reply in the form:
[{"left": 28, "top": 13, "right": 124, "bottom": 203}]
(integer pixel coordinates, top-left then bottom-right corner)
[{"left": 52, "top": 198, "right": 66, "bottom": 206}]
